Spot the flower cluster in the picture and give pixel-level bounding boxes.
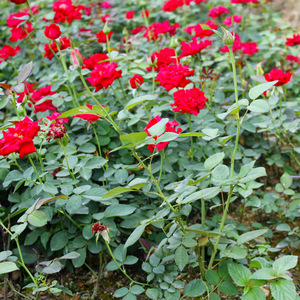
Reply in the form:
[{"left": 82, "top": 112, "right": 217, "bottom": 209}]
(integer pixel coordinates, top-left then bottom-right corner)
[
  {"left": 171, "top": 88, "right": 208, "bottom": 115},
  {"left": 92, "top": 222, "right": 109, "bottom": 235},
  {"left": 46, "top": 119, "right": 67, "bottom": 142},
  {"left": 143, "top": 21, "right": 180, "bottom": 41},
  {"left": 7, "top": 6, "right": 37, "bottom": 42},
  {"left": 44, "top": 36, "right": 71, "bottom": 60},
  {"left": 162, "top": 0, "right": 205, "bottom": 12},
  {"left": 16, "top": 83, "right": 57, "bottom": 113},
  {"left": 52, "top": 0, "right": 85, "bottom": 24},
  {"left": 147, "top": 48, "right": 177, "bottom": 71},
  {"left": 82, "top": 53, "right": 109, "bottom": 69},
  {"left": 0, "top": 45, "right": 21, "bottom": 64},
  {"left": 144, "top": 116, "right": 182, "bottom": 153},
  {"left": 0, "top": 116, "right": 40, "bottom": 158},
  {"left": 231, "top": 0, "right": 259, "bottom": 3}
]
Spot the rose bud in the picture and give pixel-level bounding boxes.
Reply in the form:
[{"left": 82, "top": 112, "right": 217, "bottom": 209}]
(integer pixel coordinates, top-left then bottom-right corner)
[{"left": 44, "top": 24, "right": 61, "bottom": 40}]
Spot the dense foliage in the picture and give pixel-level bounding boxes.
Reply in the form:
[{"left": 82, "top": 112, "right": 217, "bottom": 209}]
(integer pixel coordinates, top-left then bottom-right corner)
[{"left": 0, "top": 0, "right": 299, "bottom": 299}]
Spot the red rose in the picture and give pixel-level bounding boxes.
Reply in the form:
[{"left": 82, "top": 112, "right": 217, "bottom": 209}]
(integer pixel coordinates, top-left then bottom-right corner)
[
  {"left": 8, "top": 0, "right": 27, "bottom": 4},
  {"left": 286, "top": 55, "right": 300, "bottom": 64},
  {"left": 141, "top": 10, "right": 149, "bottom": 18},
  {"left": 96, "top": 30, "right": 113, "bottom": 43},
  {"left": 155, "top": 64, "right": 194, "bottom": 91},
  {"left": 52, "top": 0, "right": 85, "bottom": 24},
  {"left": 126, "top": 10, "right": 135, "bottom": 19},
  {"left": 82, "top": 53, "right": 109, "bottom": 69},
  {"left": 0, "top": 116, "right": 40, "bottom": 158},
  {"left": 101, "top": 14, "right": 110, "bottom": 23},
  {"left": 9, "top": 23, "right": 34, "bottom": 42},
  {"left": 44, "top": 36, "right": 71, "bottom": 60},
  {"left": 102, "top": 1, "right": 112, "bottom": 8},
  {"left": 223, "top": 15, "right": 243, "bottom": 26},
  {"left": 264, "top": 69, "right": 292, "bottom": 86},
  {"left": 171, "top": 88, "right": 208, "bottom": 115},
  {"left": 0, "top": 45, "right": 21, "bottom": 64},
  {"left": 144, "top": 115, "right": 182, "bottom": 153},
  {"left": 241, "top": 42, "right": 259, "bottom": 56},
  {"left": 129, "top": 74, "right": 144, "bottom": 89},
  {"left": 87, "top": 62, "right": 122, "bottom": 92},
  {"left": 148, "top": 48, "right": 178, "bottom": 71},
  {"left": 73, "top": 104, "right": 104, "bottom": 123},
  {"left": 185, "top": 20, "right": 217, "bottom": 39},
  {"left": 286, "top": 34, "right": 300, "bottom": 47},
  {"left": 44, "top": 24, "right": 61, "bottom": 40},
  {"left": 179, "top": 38, "right": 212, "bottom": 59},
  {"left": 208, "top": 6, "right": 230, "bottom": 19},
  {"left": 143, "top": 21, "right": 179, "bottom": 41},
  {"left": 220, "top": 33, "right": 242, "bottom": 53}
]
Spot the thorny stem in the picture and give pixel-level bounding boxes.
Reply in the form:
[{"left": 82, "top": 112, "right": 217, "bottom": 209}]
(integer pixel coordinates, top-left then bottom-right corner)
[
  {"left": 133, "top": 151, "right": 186, "bottom": 233},
  {"left": 59, "top": 140, "right": 75, "bottom": 180},
  {"left": 78, "top": 69, "right": 121, "bottom": 134},
  {"left": 105, "top": 240, "right": 144, "bottom": 286},
  {"left": 208, "top": 46, "right": 241, "bottom": 270},
  {"left": 28, "top": 155, "right": 43, "bottom": 184}
]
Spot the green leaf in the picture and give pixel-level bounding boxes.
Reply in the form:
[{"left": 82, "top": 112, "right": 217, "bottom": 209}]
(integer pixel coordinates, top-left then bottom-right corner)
[
  {"left": 272, "top": 255, "right": 298, "bottom": 275},
  {"left": 59, "top": 105, "right": 109, "bottom": 119},
  {"left": 125, "top": 95, "right": 156, "bottom": 109},
  {"left": 239, "top": 167, "right": 266, "bottom": 183},
  {"left": 123, "top": 292, "right": 137, "bottom": 300},
  {"left": 183, "top": 279, "right": 206, "bottom": 297},
  {"left": 104, "top": 204, "right": 136, "bottom": 218},
  {"left": 249, "top": 80, "right": 278, "bottom": 100},
  {"left": 179, "top": 132, "right": 205, "bottom": 137},
  {"left": 102, "top": 187, "right": 131, "bottom": 199},
  {"left": 222, "top": 246, "right": 247, "bottom": 259},
  {"left": 0, "top": 251, "right": 13, "bottom": 262},
  {"left": 27, "top": 210, "right": 48, "bottom": 227},
  {"left": 280, "top": 173, "right": 293, "bottom": 189},
  {"left": 66, "top": 195, "right": 82, "bottom": 215},
  {"left": 181, "top": 187, "right": 220, "bottom": 204},
  {"left": 228, "top": 263, "right": 251, "bottom": 287},
  {"left": 248, "top": 100, "right": 269, "bottom": 113},
  {"left": 17, "top": 61, "right": 33, "bottom": 84},
  {"left": 41, "top": 261, "right": 62, "bottom": 274},
  {"left": 113, "top": 287, "right": 129, "bottom": 298},
  {"left": 60, "top": 252, "right": 81, "bottom": 260},
  {"left": 130, "top": 285, "right": 145, "bottom": 295},
  {"left": 270, "top": 280, "right": 296, "bottom": 300},
  {"left": 204, "top": 152, "right": 225, "bottom": 171},
  {"left": 237, "top": 229, "right": 268, "bottom": 245},
  {"left": 147, "top": 118, "right": 169, "bottom": 136},
  {"left": 120, "top": 132, "right": 148, "bottom": 147},
  {"left": 219, "top": 281, "right": 238, "bottom": 296},
  {"left": 250, "top": 257, "right": 271, "bottom": 269},
  {"left": 146, "top": 288, "right": 159, "bottom": 300},
  {"left": 174, "top": 246, "right": 188, "bottom": 271},
  {"left": 250, "top": 268, "right": 276, "bottom": 280},
  {"left": 205, "top": 270, "right": 220, "bottom": 286},
  {"left": 211, "top": 164, "right": 229, "bottom": 183},
  {"left": 0, "top": 262, "right": 19, "bottom": 274},
  {"left": 124, "top": 224, "right": 146, "bottom": 249},
  {"left": 242, "top": 287, "right": 266, "bottom": 300},
  {"left": 50, "top": 232, "right": 68, "bottom": 251},
  {"left": 72, "top": 247, "right": 86, "bottom": 268},
  {"left": 155, "top": 132, "right": 179, "bottom": 143}
]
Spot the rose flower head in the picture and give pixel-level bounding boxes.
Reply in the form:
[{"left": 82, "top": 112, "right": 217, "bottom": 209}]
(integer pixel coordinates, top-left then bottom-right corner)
[
  {"left": 129, "top": 74, "right": 144, "bottom": 89},
  {"left": 144, "top": 115, "right": 182, "bottom": 153},
  {"left": 171, "top": 88, "right": 208, "bottom": 115},
  {"left": 264, "top": 69, "right": 292, "bottom": 86},
  {"left": 44, "top": 24, "right": 61, "bottom": 40},
  {"left": 0, "top": 116, "right": 40, "bottom": 158}
]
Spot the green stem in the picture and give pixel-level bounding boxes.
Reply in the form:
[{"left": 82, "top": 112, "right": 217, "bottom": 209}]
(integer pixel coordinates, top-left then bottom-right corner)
[
  {"left": 59, "top": 140, "right": 75, "bottom": 180},
  {"left": 208, "top": 46, "right": 241, "bottom": 270},
  {"left": 133, "top": 151, "right": 186, "bottom": 233},
  {"left": 78, "top": 69, "right": 121, "bottom": 134},
  {"left": 106, "top": 35, "right": 112, "bottom": 62},
  {"left": 4, "top": 278, "right": 32, "bottom": 300},
  {"left": 152, "top": 67, "right": 155, "bottom": 95},
  {"left": 117, "top": 78, "right": 127, "bottom": 99},
  {"left": 157, "top": 150, "right": 164, "bottom": 185},
  {"left": 187, "top": 114, "right": 194, "bottom": 160},
  {"left": 105, "top": 240, "right": 144, "bottom": 285},
  {"left": 111, "top": 85, "right": 124, "bottom": 106},
  {"left": 11, "top": 93, "right": 21, "bottom": 120},
  {"left": 28, "top": 155, "right": 43, "bottom": 184}
]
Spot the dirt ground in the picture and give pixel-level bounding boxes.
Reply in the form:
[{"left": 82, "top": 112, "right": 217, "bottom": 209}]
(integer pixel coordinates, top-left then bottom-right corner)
[{"left": 273, "top": 0, "right": 300, "bottom": 29}]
